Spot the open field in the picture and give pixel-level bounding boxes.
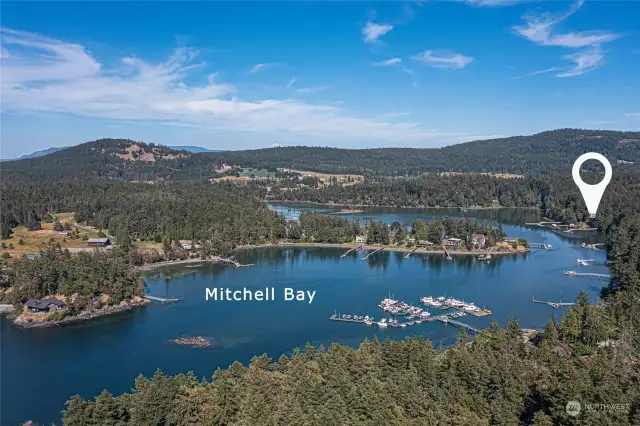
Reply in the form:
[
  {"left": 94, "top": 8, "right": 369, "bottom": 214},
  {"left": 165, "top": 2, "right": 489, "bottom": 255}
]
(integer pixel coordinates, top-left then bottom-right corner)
[
  {"left": 280, "top": 168, "right": 364, "bottom": 186},
  {"left": 1, "top": 224, "right": 98, "bottom": 259}
]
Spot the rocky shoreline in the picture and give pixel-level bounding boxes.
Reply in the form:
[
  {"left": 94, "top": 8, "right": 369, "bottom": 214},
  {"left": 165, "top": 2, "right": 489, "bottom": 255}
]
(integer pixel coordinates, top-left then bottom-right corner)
[{"left": 12, "top": 299, "right": 150, "bottom": 328}]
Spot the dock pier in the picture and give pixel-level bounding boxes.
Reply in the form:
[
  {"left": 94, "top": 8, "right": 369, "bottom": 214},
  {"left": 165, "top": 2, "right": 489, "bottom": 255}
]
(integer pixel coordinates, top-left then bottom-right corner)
[
  {"left": 143, "top": 295, "right": 180, "bottom": 304},
  {"left": 442, "top": 246, "right": 452, "bottom": 260},
  {"left": 361, "top": 247, "right": 384, "bottom": 260},
  {"left": 432, "top": 314, "right": 479, "bottom": 334},
  {"left": 533, "top": 298, "right": 574, "bottom": 308},
  {"left": 404, "top": 246, "right": 419, "bottom": 259},
  {"left": 216, "top": 257, "right": 252, "bottom": 267},
  {"left": 565, "top": 271, "right": 611, "bottom": 280},
  {"left": 341, "top": 245, "right": 363, "bottom": 258}
]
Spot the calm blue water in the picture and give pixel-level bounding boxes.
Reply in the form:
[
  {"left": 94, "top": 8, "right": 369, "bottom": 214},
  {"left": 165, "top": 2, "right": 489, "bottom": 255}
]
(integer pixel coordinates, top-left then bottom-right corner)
[{"left": 1, "top": 208, "right": 609, "bottom": 425}]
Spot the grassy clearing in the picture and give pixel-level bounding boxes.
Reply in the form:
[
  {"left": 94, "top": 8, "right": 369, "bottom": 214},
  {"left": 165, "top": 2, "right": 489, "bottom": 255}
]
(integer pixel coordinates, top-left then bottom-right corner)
[{"left": 0, "top": 213, "right": 100, "bottom": 260}]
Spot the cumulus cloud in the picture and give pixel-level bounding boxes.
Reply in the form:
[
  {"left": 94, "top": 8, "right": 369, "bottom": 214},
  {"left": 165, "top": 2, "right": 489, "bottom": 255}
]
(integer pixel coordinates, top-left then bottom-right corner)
[
  {"left": 0, "top": 28, "right": 493, "bottom": 146},
  {"left": 412, "top": 50, "right": 474, "bottom": 69},
  {"left": 363, "top": 21, "right": 393, "bottom": 44}
]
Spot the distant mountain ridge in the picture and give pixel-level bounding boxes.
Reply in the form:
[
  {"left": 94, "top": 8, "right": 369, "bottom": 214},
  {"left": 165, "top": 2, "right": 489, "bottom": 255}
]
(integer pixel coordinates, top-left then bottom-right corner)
[
  {"left": 1, "top": 129, "right": 638, "bottom": 181},
  {"left": 2, "top": 144, "right": 221, "bottom": 161}
]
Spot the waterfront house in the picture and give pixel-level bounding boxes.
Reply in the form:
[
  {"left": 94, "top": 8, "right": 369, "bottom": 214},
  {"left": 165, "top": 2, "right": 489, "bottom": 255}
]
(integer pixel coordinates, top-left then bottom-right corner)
[
  {"left": 417, "top": 240, "right": 434, "bottom": 247},
  {"left": 87, "top": 237, "right": 111, "bottom": 247},
  {"left": 180, "top": 240, "right": 201, "bottom": 250},
  {"left": 503, "top": 237, "right": 518, "bottom": 244},
  {"left": 444, "top": 237, "right": 463, "bottom": 247},
  {"left": 23, "top": 254, "right": 42, "bottom": 260},
  {"left": 355, "top": 235, "right": 367, "bottom": 244},
  {"left": 25, "top": 298, "right": 66, "bottom": 314}
]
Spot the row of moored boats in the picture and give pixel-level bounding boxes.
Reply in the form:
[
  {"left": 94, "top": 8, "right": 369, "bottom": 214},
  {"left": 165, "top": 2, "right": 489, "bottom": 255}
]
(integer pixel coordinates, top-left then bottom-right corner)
[{"left": 420, "top": 296, "right": 481, "bottom": 313}]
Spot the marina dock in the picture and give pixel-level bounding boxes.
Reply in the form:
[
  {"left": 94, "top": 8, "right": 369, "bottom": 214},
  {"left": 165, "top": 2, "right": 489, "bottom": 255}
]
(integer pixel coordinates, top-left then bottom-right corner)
[
  {"left": 143, "top": 295, "right": 180, "bottom": 304},
  {"left": 361, "top": 247, "right": 384, "bottom": 260},
  {"left": 341, "top": 245, "right": 362, "bottom": 258},
  {"left": 434, "top": 316, "right": 480, "bottom": 334}
]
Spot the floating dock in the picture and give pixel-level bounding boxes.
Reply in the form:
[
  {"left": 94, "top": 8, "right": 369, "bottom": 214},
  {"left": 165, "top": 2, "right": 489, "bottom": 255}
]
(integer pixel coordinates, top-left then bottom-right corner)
[
  {"left": 434, "top": 316, "right": 480, "bottom": 334},
  {"left": 143, "top": 295, "right": 180, "bottom": 304},
  {"left": 361, "top": 247, "right": 384, "bottom": 260},
  {"left": 565, "top": 271, "right": 610, "bottom": 280},
  {"left": 341, "top": 245, "right": 362, "bottom": 258},
  {"left": 404, "top": 246, "right": 419, "bottom": 259},
  {"left": 533, "top": 298, "right": 574, "bottom": 308},
  {"left": 216, "top": 257, "right": 253, "bottom": 267},
  {"left": 577, "top": 258, "right": 611, "bottom": 265}
]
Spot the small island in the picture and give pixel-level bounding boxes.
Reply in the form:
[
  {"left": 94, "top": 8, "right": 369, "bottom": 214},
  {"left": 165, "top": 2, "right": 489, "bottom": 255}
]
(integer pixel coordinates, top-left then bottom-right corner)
[{"left": 171, "top": 336, "right": 212, "bottom": 348}]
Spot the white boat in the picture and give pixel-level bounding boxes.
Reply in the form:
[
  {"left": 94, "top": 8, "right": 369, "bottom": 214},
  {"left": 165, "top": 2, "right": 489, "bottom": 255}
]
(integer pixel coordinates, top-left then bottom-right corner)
[
  {"left": 437, "top": 296, "right": 445, "bottom": 302},
  {"left": 378, "top": 318, "right": 388, "bottom": 327},
  {"left": 462, "top": 303, "right": 480, "bottom": 312}
]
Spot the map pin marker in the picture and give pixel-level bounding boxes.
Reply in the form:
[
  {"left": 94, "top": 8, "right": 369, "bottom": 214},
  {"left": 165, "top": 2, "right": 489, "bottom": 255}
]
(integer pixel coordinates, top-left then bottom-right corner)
[{"left": 572, "top": 152, "right": 612, "bottom": 218}]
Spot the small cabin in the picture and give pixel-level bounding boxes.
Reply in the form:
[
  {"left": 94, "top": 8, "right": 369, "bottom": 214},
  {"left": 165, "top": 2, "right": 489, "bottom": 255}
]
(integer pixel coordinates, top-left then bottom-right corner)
[
  {"left": 87, "top": 237, "right": 111, "bottom": 247},
  {"left": 503, "top": 237, "right": 518, "bottom": 244},
  {"left": 355, "top": 235, "right": 367, "bottom": 244},
  {"left": 417, "top": 240, "right": 434, "bottom": 247},
  {"left": 25, "top": 298, "right": 66, "bottom": 314}
]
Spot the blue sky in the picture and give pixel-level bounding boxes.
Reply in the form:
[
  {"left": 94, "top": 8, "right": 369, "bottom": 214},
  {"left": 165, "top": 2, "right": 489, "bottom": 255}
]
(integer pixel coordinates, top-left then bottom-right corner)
[{"left": 1, "top": 1, "right": 639, "bottom": 158}]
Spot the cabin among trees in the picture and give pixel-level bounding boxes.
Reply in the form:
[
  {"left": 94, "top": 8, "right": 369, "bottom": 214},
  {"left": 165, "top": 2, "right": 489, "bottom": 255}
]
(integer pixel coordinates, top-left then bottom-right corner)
[{"left": 25, "top": 298, "right": 66, "bottom": 314}]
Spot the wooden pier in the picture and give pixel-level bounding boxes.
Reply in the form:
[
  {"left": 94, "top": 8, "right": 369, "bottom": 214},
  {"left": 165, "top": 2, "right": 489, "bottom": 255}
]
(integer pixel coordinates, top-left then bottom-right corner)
[
  {"left": 216, "top": 257, "right": 252, "bottom": 267},
  {"left": 404, "top": 246, "right": 419, "bottom": 259},
  {"left": 533, "top": 298, "right": 574, "bottom": 308},
  {"left": 341, "top": 245, "right": 363, "bottom": 258},
  {"left": 361, "top": 247, "right": 384, "bottom": 260},
  {"left": 442, "top": 245, "right": 452, "bottom": 260},
  {"left": 143, "top": 295, "right": 180, "bottom": 304},
  {"left": 329, "top": 313, "right": 372, "bottom": 324}
]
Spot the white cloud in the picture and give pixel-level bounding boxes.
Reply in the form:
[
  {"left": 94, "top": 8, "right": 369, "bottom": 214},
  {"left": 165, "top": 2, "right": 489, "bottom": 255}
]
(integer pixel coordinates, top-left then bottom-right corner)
[
  {"left": 510, "top": 67, "right": 560, "bottom": 79},
  {"left": 373, "top": 57, "right": 402, "bottom": 67},
  {"left": 363, "top": 21, "right": 393, "bottom": 44},
  {"left": 0, "top": 28, "right": 492, "bottom": 147},
  {"left": 248, "top": 62, "right": 278, "bottom": 74},
  {"left": 295, "top": 85, "right": 331, "bottom": 94},
  {"left": 513, "top": 0, "right": 620, "bottom": 48},
  {"left": 556, "top": 46, "right": 604, "bottom": 77},
  {"left": 286, "top": 77, "right": 296, "bottom": 88},
  {"left": 464, "top": 0, "right": 531, "bottom": 6},
  {"left": 412, "top": 50, "right": 474, "bottom": 69}
]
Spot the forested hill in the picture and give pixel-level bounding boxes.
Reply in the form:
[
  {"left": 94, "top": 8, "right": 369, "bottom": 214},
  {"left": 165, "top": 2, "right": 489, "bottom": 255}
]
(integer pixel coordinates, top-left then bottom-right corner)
[{"left": 2, "top": 129, "right": 639, "bottom": 181}]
